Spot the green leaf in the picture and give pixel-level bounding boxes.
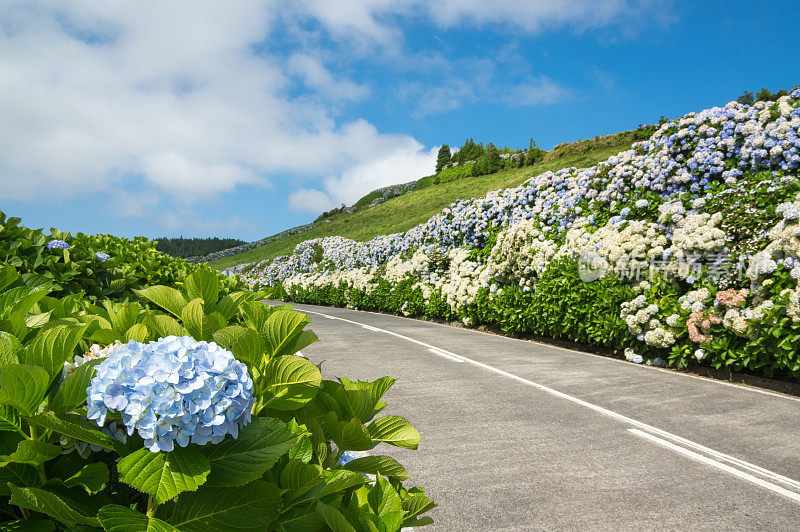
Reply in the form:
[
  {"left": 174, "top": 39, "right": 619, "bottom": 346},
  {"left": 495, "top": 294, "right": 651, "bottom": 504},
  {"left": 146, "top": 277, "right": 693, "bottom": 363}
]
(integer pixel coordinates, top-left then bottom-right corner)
[
  {"left": 280, "top": 459, "right": 323, "bottom": 500},
  {"left": 24, "top": 311, "right": 52, "bottom": 329},
  {"left": 264, "top": 310, "right": 311, "bottom": 358},
  {"left": 0, "top": 464, "right": 39, "bottom": 496},
  {"left": 117, "top": 447, "right": 210, "bottom": 505},
  {"left": 63, "top": 463, "right": 109, "bottom": 494},
  {"left": 27, "top": 411, "right": 130, "bottom": 455},
  {"left": 4, "top": 440, "right": 61, "bottom": 467},
  {"left": 8, "top": 484, "right": 100, "bottom": 527},
  {"left": 401, "top": 491, "right": 436, "bottom": 523},
  {"left": 23, "top": 324, "right": 88, "bottom": 382},
  {"left": 284, "top": 330, "right": 318, "bottom": 357},
  {"left": 214, "top": 292, "right": 252, "bottom": 322},
  {"left": 316, "top": 501, "right": 356, "bottom": 532},
  {"left": 0, "top": 364, "right": 50, "bottom": 416},
  {"left": 125, "top": 323, "right": 149, "bottom": 343},
  {"left": 144, "top": 314, "right": 188, "bottom": 339},
  {"left": 162, "top": 481, "right": 283, "bottom": 532},
  {"left": 367, "top": 416, "right": 421, "bottom": 449},
  {"left": 51, "top": 359, "right": 103, "bottom": 414},
  {"left": 343, "top": 456, "right": 412, "bottom": 480},
  {"left": 204, "top": 418, "right": 297, "bottom": 487},
  {"left": 212, "top": 326, "right": 264, "bottom": 367},
  {"left": 0, "top": 332, "right": 21, "bottom": 366},
  {"left": 315, "top": 470, "right": 367, "bottom": 500},
  {"left": 98, "top": 505, "right": 179, "bottom": 532},
  {"left": 324, "top": 415, "right": 373, "bottom": 452},
  {"left": 181, "top": 299, "right": 225, "bottom": 342},
  {"left": 0, "top": 265, "right": 19, "bottom": 293},
  {"left": 183, "top": 270, "right": 219, "bottom": 314},
  {"left": 368, "top": 475, "right": 404, "bottom": 518},
  {"left": 262, "top": 355, "right": 322, "bottom": 410},
  {"left": 0, "top": 519, "right": 56, "bottom": 531},
  {"left": 135, "top": 286, "right": 187, "bottom": 318}
]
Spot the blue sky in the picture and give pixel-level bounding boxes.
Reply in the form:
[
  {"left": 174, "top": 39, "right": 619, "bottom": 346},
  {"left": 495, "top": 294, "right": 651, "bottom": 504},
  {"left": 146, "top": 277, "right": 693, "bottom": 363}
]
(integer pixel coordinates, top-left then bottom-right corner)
[{"left": 1, "top": 1, "right": 798, "bottom": 241}]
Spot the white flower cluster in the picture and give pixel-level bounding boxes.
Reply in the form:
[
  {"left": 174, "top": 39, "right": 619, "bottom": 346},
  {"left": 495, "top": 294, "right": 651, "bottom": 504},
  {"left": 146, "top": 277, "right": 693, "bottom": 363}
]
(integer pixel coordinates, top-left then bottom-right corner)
[
  {"left": 487, "top": 219, "right": 557, "bottom": 287},
  {"left": 620, "top": 296, "right": 676, "bottom": 348}
]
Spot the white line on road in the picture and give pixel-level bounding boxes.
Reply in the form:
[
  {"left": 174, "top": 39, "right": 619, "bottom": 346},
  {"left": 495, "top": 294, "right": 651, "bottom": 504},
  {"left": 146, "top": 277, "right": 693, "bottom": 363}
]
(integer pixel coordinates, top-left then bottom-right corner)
[
  {"left": 303, "top": 308, "right": 800, "bottom": 501},
  {"left": 427, "top": 347, "right": 465, "bottom": 363},
  {"left": 628, "top": 429, "right": 800, "bottom": 503}
]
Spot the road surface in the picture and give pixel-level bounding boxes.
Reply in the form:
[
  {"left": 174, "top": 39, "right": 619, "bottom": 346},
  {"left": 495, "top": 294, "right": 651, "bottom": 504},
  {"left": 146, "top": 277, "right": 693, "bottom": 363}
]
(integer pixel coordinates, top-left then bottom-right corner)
[{"left": 276, "top": 301, "right": 800, "bottom": 530}]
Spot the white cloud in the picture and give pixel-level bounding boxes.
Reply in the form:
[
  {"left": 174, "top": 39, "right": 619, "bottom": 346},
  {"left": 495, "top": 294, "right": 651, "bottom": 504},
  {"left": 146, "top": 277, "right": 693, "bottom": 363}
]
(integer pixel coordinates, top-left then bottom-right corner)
[
  {"left": 288, "top": 53, "right": 370, "bottom": 102},
  {"left": 290, "top": 142, "right": 437, "bottom": 213},
  {"left": 290, "top": 0, "right": 671, "bottom": 45},
  {"left": 506, "top": 77, "right": 571, "bottom": 106},
  {"left": 0, "top": 1, "right": 424, "bottom": 209},
  {"left": 289, "top": 189, "right": 334, "bottom": 213}
]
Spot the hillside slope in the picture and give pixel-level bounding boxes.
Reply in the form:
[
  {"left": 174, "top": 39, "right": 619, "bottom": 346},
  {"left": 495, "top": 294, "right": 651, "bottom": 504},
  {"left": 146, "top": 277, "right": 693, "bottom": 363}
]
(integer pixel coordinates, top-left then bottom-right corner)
[
  {"left": 209, "top": 130, "right": 642, "bottom": 270},
  {"left": 240, "top": 89, "right": 800, "bottom": 382}
]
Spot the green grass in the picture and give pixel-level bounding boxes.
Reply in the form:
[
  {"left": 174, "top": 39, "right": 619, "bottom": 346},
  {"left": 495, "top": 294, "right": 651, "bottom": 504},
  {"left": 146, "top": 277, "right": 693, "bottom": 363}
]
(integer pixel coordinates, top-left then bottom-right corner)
[{"left": 208, "top": 135, "right": 638, "bottom": 270}]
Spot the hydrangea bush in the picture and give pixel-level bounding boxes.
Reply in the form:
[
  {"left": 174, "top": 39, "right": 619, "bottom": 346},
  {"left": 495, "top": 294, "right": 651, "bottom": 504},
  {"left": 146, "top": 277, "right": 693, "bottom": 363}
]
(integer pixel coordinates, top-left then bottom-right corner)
[
  {"left": 0, "top": 238, "right": 435, "bottom": 528},
  {"left": 246, "top": 88, "right": 800, "bottom": 380}
]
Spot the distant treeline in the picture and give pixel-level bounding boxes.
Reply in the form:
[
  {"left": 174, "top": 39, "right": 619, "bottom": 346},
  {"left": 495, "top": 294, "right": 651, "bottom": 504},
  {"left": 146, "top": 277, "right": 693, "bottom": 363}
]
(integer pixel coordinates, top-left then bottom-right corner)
[{"left": 155, "top": 237, "right": 248, "bottom": 258}]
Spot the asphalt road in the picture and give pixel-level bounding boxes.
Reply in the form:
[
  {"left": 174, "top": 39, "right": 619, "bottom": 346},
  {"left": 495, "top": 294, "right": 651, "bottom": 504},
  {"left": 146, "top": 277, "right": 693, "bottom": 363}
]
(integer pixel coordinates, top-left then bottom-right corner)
[{"left": 273, "top": 301, "right": 800, "bottom": 531}]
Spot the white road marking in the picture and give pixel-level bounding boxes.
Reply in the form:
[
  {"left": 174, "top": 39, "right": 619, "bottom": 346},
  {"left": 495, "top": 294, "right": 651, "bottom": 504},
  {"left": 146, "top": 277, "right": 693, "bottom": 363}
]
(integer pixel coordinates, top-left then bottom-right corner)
[
  {"left": 302, "top": 307, "right": 800, "bottom": 501},
  {"left": 628, "top": 429, "right": 800, "bottom": 503},
  {"left": 427, "top": 347, "right": 465, "bottom": 363}
]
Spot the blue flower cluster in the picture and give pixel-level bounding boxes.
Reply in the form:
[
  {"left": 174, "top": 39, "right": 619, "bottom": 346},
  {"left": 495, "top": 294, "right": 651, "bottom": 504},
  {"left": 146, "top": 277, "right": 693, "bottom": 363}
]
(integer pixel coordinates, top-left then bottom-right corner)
[
  {"left": 95, "top": 251, "right": 110, "bottom": 262},
  {"left": 86, "top": 336, "right": 254, "bottom": 452},
  {"left": 46, "top": 239, "right": 70, "bottom": 250}
]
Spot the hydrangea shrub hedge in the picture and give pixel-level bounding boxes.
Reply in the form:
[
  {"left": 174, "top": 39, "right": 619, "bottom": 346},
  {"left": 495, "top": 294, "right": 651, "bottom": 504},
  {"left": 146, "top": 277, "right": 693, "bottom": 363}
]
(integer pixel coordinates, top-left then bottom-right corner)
[
  {"left": 0, "top": 216, "right": 435, "bottom": 530},
  {"left": 244, "top": 89, "right": 800, "bottom": 381}
]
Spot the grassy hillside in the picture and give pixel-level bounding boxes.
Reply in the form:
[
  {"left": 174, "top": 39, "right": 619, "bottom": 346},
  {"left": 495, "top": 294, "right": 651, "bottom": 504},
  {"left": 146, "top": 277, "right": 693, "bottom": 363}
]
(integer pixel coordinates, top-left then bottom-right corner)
[{"left": 209, "top": 131, "right": 641, "bottom": 270}]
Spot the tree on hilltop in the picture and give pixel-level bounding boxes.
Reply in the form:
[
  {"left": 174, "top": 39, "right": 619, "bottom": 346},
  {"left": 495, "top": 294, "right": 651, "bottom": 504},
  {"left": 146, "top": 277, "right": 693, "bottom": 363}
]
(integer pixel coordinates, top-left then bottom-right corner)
[{"left": 436, "top": 144, "right": 451, "bottom": 173}]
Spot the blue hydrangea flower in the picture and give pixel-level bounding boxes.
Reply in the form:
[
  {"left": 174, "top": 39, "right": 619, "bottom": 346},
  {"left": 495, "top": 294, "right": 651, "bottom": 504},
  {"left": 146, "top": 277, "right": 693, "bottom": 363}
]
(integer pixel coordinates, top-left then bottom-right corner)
[
  {"left": 95, "top": 251, "right": 110, "bottom": 262},
  {"left": 86, "top": 336, "right": 254, "bottom": 453},
  {"left": 46, "top": 239, "right": 70, "bottom": 250}
]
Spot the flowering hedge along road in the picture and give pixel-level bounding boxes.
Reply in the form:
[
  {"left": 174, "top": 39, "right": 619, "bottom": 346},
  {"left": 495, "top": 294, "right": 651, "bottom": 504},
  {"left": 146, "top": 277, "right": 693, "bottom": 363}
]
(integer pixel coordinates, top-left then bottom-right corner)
[
  {"left": 0, "top": 216, "right": 435, "bottom": 530},
  {"left": 242, "top": 88, "right": 800, "bottom": 381}
]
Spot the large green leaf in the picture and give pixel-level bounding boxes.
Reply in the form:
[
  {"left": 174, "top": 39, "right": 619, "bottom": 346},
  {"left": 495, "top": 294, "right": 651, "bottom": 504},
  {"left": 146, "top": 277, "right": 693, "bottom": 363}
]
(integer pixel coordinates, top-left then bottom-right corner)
[
  {"left": 367, "top": 475, "right": 404, "bottom": 521},
  {"left": 343, "top": 456, "right": 412, "bottom": 480},
  {"left": 0, "top": 364, "right": 50, "bottom": 416},
  {"left": 262, "top": 355, "right": 322, "bottom": 410},
  {"left": 7, "top": 484, "right": 100, "bottom": 527},
  {"left": 314, "top": 470, "right": 368, "bottom": 500},
  {"left": 181, "top": 299, "right": 226, "bottom": 342},
  {"left": 0, "top": 332, "right": 21, "bottom": 366},
  {"left": 28, "top": 411, "right": 130, "bottom": 455},
  {"left": 125, "top": 322, "right": 149, "bottom": 343},
  {"left": 212, "top": 326, "right": 265, "bottom": 367},
  {"left": 316, "top": 501, "right": 356, "bottom": 532},
  {"left": 144, "top": 314, "right": 188, "bottom": 339},
  {"left": 162, "top": 481, "right": 283, "bottom": 532},
  {"left": 117, "top": 447, "right": 210, "bottom": 505},
  {"left": 63, "top": 462, "right": 109, "bottom": 494},
  {"left": 0, "top": 464, "right": 39, "bottom": 497},
  {"left": 98, "top": 505, "right": 179, "bottom": 532},
  {"left": 23, "top": 324, "right": 88, "bottom": 382},
  {"left": 3, "top": 440, "right": 61, "bottom": 467},
  {"left": 324, "top": 415, "right": 373, "bottom": 452},
  {"left": 183, "top": 270, "right": 219, "bottom": 314},
  {"left": 135, "top": 286, "right": 187, "bottom": 318},
  {"left": 280, "top": 459, "right": 323, "bottom": 500},
  {"left": 0, "top": 287, "right": 50, "bottom": 320},
  {"left": 264, "top": 310, "right": 311, "bottom": 358},
  {"left": 204, "top": 418, "right": 297, "bottom": 487},
  {"left": 214, "top": 292, "right": 252, "bottom": 322},
  {"left": 367, "top": 416, "right": 421, "bottom": 449},
  {"left": 0, "top": 264, "right": 19, "bottom": 292},
  {"left": 50, "top": 359, "right": 102, "bottom": 414}
]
